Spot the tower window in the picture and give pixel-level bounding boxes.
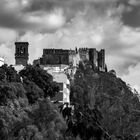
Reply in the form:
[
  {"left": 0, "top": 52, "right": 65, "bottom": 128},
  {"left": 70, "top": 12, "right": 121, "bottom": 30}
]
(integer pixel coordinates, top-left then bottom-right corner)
[
  {"left": 20, "top": 46, "right": 24, "bottom": 54},
  {"left": 17, "top": 47, "right": 20, "bottom": 54},
  {"left": 24, "top": 47, "right": 26, "bottom": 53}
]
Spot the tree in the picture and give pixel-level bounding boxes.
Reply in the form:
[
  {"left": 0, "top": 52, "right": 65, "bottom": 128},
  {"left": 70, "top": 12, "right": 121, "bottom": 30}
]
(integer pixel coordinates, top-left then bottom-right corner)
[
  {"left": 70, "top": 60, "right": 140, "bottom": 139},
  {"left": 23, "top": 79, "right": 44, "bottom": 104},
  {"left": 60, "top": 103, "right": 110, "bottom": 140},
  {"left": 19, "top": 65, "right": 59, "bottom": 98},
  {"left": 0, "top": 64, "right": 69, "bottom": 140},
  {"left": 0, "top": 83, "right": 16, "bottom": 105},
  {"left": 0, "top": 64, "right": 21, "bottom": 82}
]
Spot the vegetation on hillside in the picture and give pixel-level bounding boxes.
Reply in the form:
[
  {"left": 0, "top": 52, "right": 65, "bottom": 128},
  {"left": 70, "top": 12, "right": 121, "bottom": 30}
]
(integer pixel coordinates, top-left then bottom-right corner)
[
  {"left": 0, "top": 64, "right": 68, "bottom": 140},
  {"left": 19, "top": 65, "right": 59, "bottom": 99},
  {"left": 0, "top": 62, "right": 140, "bottom": 140},
  {"left": 70, "top": 61, "right": 140, "bottom": 139}
]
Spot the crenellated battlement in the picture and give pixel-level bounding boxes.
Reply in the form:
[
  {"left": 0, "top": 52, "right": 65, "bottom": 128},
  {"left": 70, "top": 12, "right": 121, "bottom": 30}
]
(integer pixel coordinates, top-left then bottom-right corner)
[
  {"left": 43, "top": 49, "right": 70, "bottom": 55},
  {"left": 14, "top": 41, "right": 106, "bottom": 71},
  {"left": 79, "top": 48, "right": 89, "bottom": 53},
  {"left": 33, "top": 47, "right": 106, "bottom": 72},
  {"left": 78, "top": 48, "right": 106, "bottom": 71}
]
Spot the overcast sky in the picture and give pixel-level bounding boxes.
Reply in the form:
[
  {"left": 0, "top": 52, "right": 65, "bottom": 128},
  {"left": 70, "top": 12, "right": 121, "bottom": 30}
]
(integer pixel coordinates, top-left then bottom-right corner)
[{"left": 0, "top": 0, "right": 140, "bottom": 92}]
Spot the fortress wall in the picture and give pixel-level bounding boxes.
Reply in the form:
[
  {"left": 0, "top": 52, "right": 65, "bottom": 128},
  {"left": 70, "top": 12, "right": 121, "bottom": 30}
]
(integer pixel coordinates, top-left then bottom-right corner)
[
  {"left": 42, "top": 49, "right": 69, "bottom": 65},
  {"left": 98, "top": 49, "right": 105, "bottom": 71},
  {"left": 89, "top": 48, "right": 98, "bottom": 67},
  {"left": 79, "top": 48, "right": 89, "bottom": 61},
  {"left": 78, "top": 48, "right": 105, "bottom": 71},
  {"left": 33, "top": 48, "right": 106, "bottom": 72}
]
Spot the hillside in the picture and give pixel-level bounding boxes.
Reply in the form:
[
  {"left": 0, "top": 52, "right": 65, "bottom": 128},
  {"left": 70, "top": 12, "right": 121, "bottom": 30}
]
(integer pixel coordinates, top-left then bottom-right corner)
[
  {"left": 0, "top": 64, "right": 69, "bottom": 140},
  {"left": 0, "top": 63, "right": 140, "bottom": 140},
  {"left": 70, "top": 61, "right": 140, "bottom": 139}
]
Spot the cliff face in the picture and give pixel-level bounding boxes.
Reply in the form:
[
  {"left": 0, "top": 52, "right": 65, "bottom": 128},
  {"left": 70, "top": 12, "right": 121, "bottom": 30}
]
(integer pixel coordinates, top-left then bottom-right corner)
[{"left": 70, "top": 61, "right": 140, "bottom": 138}]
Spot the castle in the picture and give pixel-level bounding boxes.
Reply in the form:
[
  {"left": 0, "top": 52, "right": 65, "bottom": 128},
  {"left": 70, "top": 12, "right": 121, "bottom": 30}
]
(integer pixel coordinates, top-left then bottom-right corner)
[
  {"left": 33, "top": 47, "right": 106, "bottom": 72},
  {"left": 14, "top": 42, "right": 107, "bottom": 103},
  {"left": 14, "top": 42, "right": 106, "bottom": 72},
  {"left": 78, "top": 48, "right": 106, "bottom": 71}
]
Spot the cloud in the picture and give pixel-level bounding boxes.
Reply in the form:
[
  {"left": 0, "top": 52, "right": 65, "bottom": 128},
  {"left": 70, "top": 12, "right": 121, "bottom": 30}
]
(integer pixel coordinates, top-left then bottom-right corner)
[
  {"left": 0, "top": 0, "right": 33, "bottom": 31},
  {"left": 0, "top": 28, "right": 17, "bottom": 43},
  {"left": 0, "top": 0, "right": 118, "bottom": 65},
  {"left": 25, "top": 0, "right": 117, "bottom": 12},
  {"left": 14, "top": 1, "right": 140, "bottom": 76},
  {"left": 128, "top": 0, "right": 140, "bottom": 6},
  {"left": 122, "top": 63, "right": 140, "bottom": 93},
  {"left": 0, "top": 43, "right": 15, "bottom": 64},
  {"left": 0, "top": 0, "right": 66, "bottom": 32},
  {"left": 27, "top": 8, "right": 66, "bottom": 31},
  {"left": 0, "top": 0, "right": 140, "bottom": 93},
  {"left": 0, "top": 27, "right": 17, "bottom": 65}
]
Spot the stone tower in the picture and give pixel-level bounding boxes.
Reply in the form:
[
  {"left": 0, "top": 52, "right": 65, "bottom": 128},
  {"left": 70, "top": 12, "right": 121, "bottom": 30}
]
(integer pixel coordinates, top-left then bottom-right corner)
[
  {"left": 89, "top": 48, "right": 98, "bottom": 68},
  {"left": 15, "top": 42, "right": 29, "bottom": 66},
  {"left": 98, "top": 49, "right": 105, "bottom": 71}
]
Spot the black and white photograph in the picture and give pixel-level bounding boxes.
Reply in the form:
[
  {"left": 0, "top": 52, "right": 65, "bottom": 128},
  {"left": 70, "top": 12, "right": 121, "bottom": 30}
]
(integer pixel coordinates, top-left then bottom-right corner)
[{"left": 0, "top": 0, "right": 140, "bottom": 140}]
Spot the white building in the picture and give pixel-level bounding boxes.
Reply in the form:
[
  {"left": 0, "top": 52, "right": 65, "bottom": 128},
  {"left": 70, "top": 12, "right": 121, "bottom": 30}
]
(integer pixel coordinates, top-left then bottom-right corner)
[
  {"left": 0, "top": 57, "right": 5, "bottom": 66},
  {"left": 13, "top": 64, "right": 25, "bottom": 72},
  {"left": 42, "top": 65, "right": 70, "bottom": 104}
]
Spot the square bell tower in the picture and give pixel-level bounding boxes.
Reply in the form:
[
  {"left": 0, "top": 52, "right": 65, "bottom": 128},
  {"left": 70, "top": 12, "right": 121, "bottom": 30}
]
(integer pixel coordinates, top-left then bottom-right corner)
[{"left": 15, "top": 42, "right": 29, "bottom": 66}]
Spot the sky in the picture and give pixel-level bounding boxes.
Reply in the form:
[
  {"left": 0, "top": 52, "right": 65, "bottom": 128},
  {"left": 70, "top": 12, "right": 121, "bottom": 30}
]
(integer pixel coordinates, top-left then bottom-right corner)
[{"left": 0, "top": 0, "right": 140, "bottom": 92}]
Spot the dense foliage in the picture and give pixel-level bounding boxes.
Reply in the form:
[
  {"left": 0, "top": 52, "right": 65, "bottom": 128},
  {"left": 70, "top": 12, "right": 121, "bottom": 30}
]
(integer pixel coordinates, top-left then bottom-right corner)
[
  {"left": 60, "top": 103, "right": 110, "bottom": 140},
  {"left": 0, "top": 98, "right": 67, "bottom": 140},
  {"left": 70, "top": 61, "right": 140, "bottom": 139},
  {"left": 19, "top": 65, "right": 59, "bottom": 99},
  {"left": 0, "top": 62, "right": 140, "bottom": 140},
  {"left": 0, "top": 64, "right": 21, "bottom": 82},
  {"left": 0, "top": 64, "right": 68, "bottom": 140}
]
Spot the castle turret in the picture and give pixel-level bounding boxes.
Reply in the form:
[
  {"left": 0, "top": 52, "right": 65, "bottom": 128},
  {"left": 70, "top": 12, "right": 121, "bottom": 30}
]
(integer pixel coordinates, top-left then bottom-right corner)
[
  {"left": 89, "top": 48, "right": 98, "bottom": 69},
  {"left": 79, "top": 48, "right": 89, "bottom": 61},
  {"left": 98, "top": 49, "right": 105, "bottom": 71},
  {"left": 15, "top": 42, "right": 29, "bottom": 66}
]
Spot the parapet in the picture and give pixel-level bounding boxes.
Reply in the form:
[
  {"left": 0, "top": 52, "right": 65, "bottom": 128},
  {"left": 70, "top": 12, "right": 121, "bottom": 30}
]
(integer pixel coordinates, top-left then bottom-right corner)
[
  {"left": 43, "top": 49, "right": 70, "bottom": 56},
  {"left": 15, "top": 42, "right": 29, "bottom": 45},
  {"left": 36, "top": 47, "right": 106, "bottom": 72},
  {"left": 79, "top": 48, "right": 89, "bottom": 53}
]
